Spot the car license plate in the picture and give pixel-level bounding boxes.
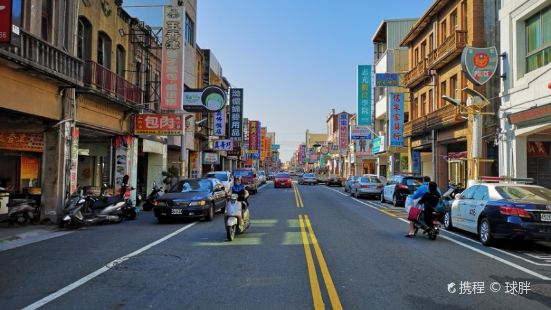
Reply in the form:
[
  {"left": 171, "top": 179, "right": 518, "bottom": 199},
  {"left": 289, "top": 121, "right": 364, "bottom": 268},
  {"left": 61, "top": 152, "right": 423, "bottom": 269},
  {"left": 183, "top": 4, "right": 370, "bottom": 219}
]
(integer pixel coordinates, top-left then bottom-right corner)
[
  {"left": 541, "top": 213, "right": 551, "bottom": 222},
  {"left": 171, "top": 209, "right": 182, "bottom": 215}
]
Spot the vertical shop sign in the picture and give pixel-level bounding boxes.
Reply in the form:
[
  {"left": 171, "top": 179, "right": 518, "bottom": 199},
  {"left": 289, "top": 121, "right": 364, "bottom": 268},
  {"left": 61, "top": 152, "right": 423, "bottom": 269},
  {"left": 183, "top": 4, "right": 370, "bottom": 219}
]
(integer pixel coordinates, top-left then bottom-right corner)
[
  {"left": 229, "top": 88, "right": 243, "bottom": 138},
  {"left": 70, "top": 128, "right": 79, "bottom": 194},
  {"left": 412, "top": 150, "right": 421, "bottom": 175},
  {"left": 389, "top": 93, "right": 404, "bottom": 147},
  {"left": 260, "top": 127, "right": 267, "bottom": 160},
  {"left": 0, "top": 0, "right": 12, "bottom": 45},
  {"left": 357, "top": 65, "right": 372, "bottom": 126},
  {"left": 214, "top": 107, "right": 226, "bottom": 136},
  {"left": 248, "top": 121, "right": 259, "bottom": 154},
  {"left": 339, "top": 113, "right": 349, "bottom": 153},
  {"left": 115, "top": 136, "right": 133, "bottom": 197},
  {"left": 160, "top": 5, "right": 184, "bottom": 111}
]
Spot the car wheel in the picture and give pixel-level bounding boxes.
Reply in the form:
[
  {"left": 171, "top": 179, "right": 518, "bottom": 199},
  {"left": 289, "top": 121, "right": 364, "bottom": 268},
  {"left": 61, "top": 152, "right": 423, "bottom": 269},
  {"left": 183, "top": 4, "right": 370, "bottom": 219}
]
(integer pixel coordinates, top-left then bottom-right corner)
[
  {"left": 392, "top": 195, "right": 399, "bottom": 207},
  {"left": 479, "top": 217, "right": 493, "bottom": 246},
  {"left": 206, "top": 204, "right": 215, "bottom": 221},
  {"left": 444, "top": 211, "right": 453, "bottom": 230}
]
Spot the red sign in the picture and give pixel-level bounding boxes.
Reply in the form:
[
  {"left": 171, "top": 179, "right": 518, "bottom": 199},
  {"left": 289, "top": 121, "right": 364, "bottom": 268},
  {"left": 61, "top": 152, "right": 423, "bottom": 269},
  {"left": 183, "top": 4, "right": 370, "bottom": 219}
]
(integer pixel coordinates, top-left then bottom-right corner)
[
  {"left": 0, "top": 0, "right": 12, "bottom": 45},
  {"left": 248, "top": 121, "right": 259, "bottom": 153},
  {"left": 0, "top": 133, "right": 44, "bottom": 152},
  {"left": 135, "top": 114, "right": 183, "bottom": 135},
  {"left": 160, "top": 6, "right": 184, "bottom": 111}
]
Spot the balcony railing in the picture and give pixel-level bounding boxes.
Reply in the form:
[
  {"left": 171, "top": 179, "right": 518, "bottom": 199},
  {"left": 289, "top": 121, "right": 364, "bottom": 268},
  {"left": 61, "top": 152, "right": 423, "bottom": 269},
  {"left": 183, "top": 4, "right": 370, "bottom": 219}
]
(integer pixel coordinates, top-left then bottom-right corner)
[
  {"left": 84, "top": 60, "right": 142, "bottom": 105},
  {"left": 403, "top": 59, "right": 428, "bottom": 88},
  {"left": 427, "top": 30, "right": 467, "bottom": 69},
  {"left": 0, "top": 29, "right": 83, "bottom": 86},
  {"left": 404, "top": 104, "right": 464, "bottom": 137}
]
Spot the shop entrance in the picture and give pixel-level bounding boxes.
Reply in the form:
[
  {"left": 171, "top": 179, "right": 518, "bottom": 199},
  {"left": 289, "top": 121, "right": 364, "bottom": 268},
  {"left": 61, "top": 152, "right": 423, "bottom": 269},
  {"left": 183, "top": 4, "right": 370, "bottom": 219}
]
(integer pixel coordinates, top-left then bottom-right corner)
[
  {"left": 77, "top": 137, "right": 113, "bottom": 188},
  {"left": 527, "top": 141, "right": 551, "bottom": 188}
]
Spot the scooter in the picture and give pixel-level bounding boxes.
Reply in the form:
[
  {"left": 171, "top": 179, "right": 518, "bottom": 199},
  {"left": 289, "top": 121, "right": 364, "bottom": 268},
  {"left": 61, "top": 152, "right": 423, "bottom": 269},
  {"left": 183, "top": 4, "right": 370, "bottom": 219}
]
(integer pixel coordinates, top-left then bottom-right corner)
[
  {"left": 225, "top": 194, "right": 250, "bottom": 241},
  {"left": 142, "top": 181, "right": 163, "bottom": 211},
  {"left": 406, "top": 195, "right": 444, "bottom": 241},
  {"left": 0, "top": 189, "right": 40, "bottom": 225}
]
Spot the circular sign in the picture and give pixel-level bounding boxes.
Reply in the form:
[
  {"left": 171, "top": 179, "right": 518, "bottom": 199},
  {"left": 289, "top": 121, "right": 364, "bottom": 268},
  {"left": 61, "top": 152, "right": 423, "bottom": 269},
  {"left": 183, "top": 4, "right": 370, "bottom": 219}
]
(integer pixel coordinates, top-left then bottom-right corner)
[
  {"left": 473, "top": 52, "right": 490, "bottom": 68},
  {"left": 200, "top": 86, "right": 227, "bottom": 112}
]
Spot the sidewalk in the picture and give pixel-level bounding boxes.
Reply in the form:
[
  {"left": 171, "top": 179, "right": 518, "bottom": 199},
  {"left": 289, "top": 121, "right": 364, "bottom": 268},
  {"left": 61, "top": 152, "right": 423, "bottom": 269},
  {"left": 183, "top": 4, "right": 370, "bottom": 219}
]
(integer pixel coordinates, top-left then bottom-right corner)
[{"left": 0, "top": 223, "right": 73, "bottom": 252}]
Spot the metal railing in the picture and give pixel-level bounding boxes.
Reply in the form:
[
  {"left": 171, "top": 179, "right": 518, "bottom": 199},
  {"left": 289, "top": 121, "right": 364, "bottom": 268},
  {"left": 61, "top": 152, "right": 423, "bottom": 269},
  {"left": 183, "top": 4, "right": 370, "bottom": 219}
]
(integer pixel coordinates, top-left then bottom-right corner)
[{"left": 84, "top": 60, "right": 142, "bottom": 105}]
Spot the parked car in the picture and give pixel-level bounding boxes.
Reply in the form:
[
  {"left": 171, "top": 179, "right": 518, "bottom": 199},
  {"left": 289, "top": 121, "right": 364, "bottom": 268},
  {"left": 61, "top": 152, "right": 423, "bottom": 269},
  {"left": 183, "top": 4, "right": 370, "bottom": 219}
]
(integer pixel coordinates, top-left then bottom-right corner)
[
  {"left": 445, "top": 180, "right": 551, "bottom": 246},
  {"left": 274, "top": 172, "right": 292, "bottom": 188},
  {"left": 267, "top": 173, "right": 276, "bottom": 181},
  {"left": 381, "top": 175, "right": 425, "bottom": 206},
  {"left": 344, "top": 176, "right": 359, "bottom": 193},
  {"left": 204, "top": 171, "right": 233, "bottom": 195},
  {"left": 326, "top": 175, "right": 344, "bottom": 187},
  {"left": 233, "top": 168, "right": 260, "bottom": 194},
  {"left": 258, "top": 171, "right": 267, "bottom": 185},
  {"left": 351, "top": 175, "right": 384, "bottom": 199},
  {"left": 154, "top": 178, "right": 227, "bottom": 223},
  {"left": 299, "top": 173, "right": 317, "bottom": 185}
]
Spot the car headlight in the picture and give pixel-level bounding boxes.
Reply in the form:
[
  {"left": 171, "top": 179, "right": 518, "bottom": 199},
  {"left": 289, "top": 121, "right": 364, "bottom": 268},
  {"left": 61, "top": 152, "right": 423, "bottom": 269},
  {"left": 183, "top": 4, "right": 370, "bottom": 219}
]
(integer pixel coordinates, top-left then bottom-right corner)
[{"left": 189, "top": 200, "right": 206, "bottom": 207}]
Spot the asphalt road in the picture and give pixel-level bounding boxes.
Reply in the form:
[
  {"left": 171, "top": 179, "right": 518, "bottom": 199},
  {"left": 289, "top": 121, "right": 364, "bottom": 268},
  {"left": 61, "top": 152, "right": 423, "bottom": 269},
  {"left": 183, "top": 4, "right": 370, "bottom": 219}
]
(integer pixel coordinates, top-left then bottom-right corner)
[{"left": 1, "top": 182, "right": 550, "bottom": 309}]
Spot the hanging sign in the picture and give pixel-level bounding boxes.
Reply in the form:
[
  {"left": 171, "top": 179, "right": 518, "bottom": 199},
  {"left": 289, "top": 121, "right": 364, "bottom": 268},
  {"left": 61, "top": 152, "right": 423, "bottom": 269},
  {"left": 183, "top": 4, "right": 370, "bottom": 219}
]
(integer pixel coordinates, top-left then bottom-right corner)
[
  {"left": 213, "top": 139, "right": 233, "bottom": 151},
  {"left": 389, "top": 93, "right": 404, "bottom": 147},
  {"left": 350, "top": 125, "right": 372, "bottom": 140},
  {"left": 160, "top": 5, "right": 184, "bottom": 111},
  {"left": 135, "top": 114, "right": 183, "bottom": 135},
  {"left": 203, "top": 152, "right": 220, "bottom": 164},
  {"left": 214, "top": 107, "right": 226, "bottom": 136},
  {"left": 375, "top": 73, "right": 399, "bottom": 87},
  {"left": 229, "top": 88, "right": 243, "bottom": 138},
  {"left": 260, "top": 127, "right": 267, "bottom": 160},
  {"left": 338, "top": 113, "right": 349, "bottom": 152},
  {"left": 357, "top": 65, "right": 372, "bottom": 126},
  {"left": 183, "top": 85, "right": 227, "bottom": 112},
  {"left": 461, "top": 46, "right": 498, "bottom": 86},
  {"left": 248, "top": 121, "right": 259, "bottom": 154}
]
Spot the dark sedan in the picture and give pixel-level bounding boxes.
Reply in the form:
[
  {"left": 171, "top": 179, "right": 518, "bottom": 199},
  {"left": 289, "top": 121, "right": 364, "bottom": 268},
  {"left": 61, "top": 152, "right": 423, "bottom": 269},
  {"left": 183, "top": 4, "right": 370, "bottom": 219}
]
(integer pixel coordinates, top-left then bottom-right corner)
[{"left": 154, "top": 178, "right": 227, "bottom": 223}]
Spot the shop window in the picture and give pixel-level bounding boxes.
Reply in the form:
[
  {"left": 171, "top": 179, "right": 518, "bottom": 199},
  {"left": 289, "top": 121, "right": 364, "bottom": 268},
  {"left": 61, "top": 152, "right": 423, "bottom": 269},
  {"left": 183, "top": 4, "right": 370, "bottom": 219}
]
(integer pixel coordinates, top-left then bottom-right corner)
[
  {"left": 97, "top": 32, "right": 112, "bottom": 69},
  {"left": 116, "top": 45, "right": 126, "bottom": 77},
  {"left": 77, "top": 17, "right": 92, "bottom": 60},
  {"left": 526, "top": 6, "right": 551, "bottom": 72}
]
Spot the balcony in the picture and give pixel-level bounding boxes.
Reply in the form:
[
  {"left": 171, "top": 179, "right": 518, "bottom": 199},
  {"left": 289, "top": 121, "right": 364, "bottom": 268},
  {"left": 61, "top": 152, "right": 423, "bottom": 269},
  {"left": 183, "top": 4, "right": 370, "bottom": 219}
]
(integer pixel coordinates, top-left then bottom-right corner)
[
  {"left": 83, "top": 60, "right": 142, "bottom": 106},
  {"left": 403, "top": 59, "right": 428, "bottom": 88},
  {"left": 426, "top": 30, "right": 467, "bottom": 70},
  {"left": 404, "top": 104, "right": 464, "bottom": 137},
  {"left": 0, "top": 29, "right": 83, "bottom": 86}
]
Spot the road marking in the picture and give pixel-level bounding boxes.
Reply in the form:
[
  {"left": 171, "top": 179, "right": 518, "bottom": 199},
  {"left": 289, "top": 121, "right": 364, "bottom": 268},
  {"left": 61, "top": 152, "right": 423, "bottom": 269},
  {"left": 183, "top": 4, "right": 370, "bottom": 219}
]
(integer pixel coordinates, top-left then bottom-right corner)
[
  {"left": 304, "top": 215, "right": 343, "bottom": 310},
  {"left": 22, "top": 222, "right": 198, "bottom": 310},
  {"left": 298, "top": 215, "right": 324, "bottom": 309},
  {"left": 0, "top": 229, "right": 74, "bottom": 252},
  {"left": 293, "top": 183, "right": 304, "bottom": 208}
]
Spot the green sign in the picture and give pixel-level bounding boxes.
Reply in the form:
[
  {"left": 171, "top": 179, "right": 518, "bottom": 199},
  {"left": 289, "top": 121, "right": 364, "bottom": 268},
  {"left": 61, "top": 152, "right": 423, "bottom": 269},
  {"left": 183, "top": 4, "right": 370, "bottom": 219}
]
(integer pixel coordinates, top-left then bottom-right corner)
[
  {"left": 461, "top": 47, "right": 498, "bottom": 86},
  {"left": 373, "top": 136, "right": 385, "bottom": 154}
]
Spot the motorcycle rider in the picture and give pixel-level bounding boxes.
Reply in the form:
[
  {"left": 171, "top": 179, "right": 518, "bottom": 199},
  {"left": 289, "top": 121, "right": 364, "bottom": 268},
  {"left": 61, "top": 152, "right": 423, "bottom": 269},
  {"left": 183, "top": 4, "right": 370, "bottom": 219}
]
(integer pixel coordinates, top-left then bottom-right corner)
[
  {"left": 231, "top": 177, "right": 249, "bottom": 208},
  {"left": 224, "top": 193, "right": 243, "bottom": 227}
]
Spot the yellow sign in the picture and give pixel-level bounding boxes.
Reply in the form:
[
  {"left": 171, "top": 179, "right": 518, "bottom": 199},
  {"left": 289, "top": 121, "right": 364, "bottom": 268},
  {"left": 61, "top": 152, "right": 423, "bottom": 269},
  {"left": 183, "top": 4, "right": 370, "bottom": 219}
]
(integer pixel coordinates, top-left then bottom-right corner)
[{"left": 21, "top": 157, "right": 40, "bottom": 180}]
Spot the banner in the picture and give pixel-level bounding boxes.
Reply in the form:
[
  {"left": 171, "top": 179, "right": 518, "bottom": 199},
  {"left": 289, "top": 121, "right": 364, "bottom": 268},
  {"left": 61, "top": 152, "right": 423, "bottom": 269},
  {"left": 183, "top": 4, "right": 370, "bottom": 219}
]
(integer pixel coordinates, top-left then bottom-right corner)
[
  {"left": 355, "top": 139, "right": 373, "bottom": 156},
  {"left": 20, "top": 157, "right": 39, "bottom": 180},
  {"left": 0, "top": 133, "right": 44, "bottom": 152},
  {"left": 214, "top": 107, "right": 226, "bottom": 136},
  {"left": 375, "top": 73, "right": 399, "bottom": 87},
  {"left": 357, "top": 65, "right": 372, "bottom": 126},
  {"left": 135, "top": 114, "right": 183, "bottom": 135},
  {"left": 260, "top": 127, "right": 267, "bottom": 160},
  {"left": 301, "top": 144, "right": 306, "bottom": 164},
  {"left": 389, "top": 93, "right": 404, "bottom": 147},
  {"left": 160, "top": 5, "right": 184, "bottom": 111},
  {"left": 248, "top": 121, "right": 259, "bottom": 154},
  {"left": 229, "top": 88, "right": 243, "bottom": 138},
  {"left": 213, "top": 139, "right": 233, "bottom": 151},
  {"left": 338, "top": 113, "right": 349, "bottom": 152},
  {"left": 69, "top": 128, "right": 79, "bottom": 194},
  {"left": 114, "top": 136, "right": 133, "bottom": 198},
  {"left": 350, "top": 125, "right": 372, "bottom": 140}
]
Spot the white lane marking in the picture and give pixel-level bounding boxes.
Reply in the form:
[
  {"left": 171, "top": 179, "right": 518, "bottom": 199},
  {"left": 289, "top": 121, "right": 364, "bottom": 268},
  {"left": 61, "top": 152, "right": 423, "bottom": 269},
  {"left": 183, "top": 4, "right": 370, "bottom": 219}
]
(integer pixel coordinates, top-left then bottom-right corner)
[{"left": 22, "top": 222, "right": 198, "bottom": 310}]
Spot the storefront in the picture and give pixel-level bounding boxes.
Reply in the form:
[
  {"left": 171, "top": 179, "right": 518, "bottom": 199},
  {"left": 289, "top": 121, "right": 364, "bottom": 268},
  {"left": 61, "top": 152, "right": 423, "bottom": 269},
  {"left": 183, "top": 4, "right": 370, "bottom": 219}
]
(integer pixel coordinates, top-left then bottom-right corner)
[{"left": 137, "top": 138, "right": 167, "bottom": 196}]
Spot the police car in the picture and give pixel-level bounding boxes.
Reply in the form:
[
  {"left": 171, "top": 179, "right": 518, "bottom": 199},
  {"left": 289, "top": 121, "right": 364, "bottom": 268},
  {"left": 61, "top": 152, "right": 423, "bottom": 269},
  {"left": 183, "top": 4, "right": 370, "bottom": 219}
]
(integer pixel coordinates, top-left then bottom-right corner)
[{"left": 444, "top": 177, "right": 551, "bottom": 246}]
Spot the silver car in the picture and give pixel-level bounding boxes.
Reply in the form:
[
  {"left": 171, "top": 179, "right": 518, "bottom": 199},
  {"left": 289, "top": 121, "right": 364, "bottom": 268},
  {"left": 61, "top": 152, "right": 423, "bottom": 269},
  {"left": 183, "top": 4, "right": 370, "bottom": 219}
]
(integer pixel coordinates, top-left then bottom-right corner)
[
  {"left": 299, "top": 173, "right": 317, "bottom": 185},
  {"left": 351, "top": 175, "right": 384, "bottom": 199},
  {"left": 344, "top": 176, "right": 359, "bottom": 193}
]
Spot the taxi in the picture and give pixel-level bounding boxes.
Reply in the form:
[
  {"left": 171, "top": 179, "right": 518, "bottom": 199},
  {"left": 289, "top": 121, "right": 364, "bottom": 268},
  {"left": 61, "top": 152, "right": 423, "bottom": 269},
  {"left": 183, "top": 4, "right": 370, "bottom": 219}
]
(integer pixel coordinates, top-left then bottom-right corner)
[{"left": 444, "top": 177, "right": 551, "bottom": 246}]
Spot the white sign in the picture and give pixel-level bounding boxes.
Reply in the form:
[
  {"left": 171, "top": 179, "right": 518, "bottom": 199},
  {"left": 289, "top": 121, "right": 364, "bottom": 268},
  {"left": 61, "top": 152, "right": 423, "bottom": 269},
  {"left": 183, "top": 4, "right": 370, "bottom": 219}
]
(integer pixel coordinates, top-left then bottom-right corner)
[
  {"left": 213, "top": 139, "right": 233, "bottom": 151},
  {"left": 160, "top": 5, "right": 184, "bottom": 111},
  {"left": 350, "top": 125, "right": 372, "bottom": 140},
  {"left": 214, "top": 107, "right": 226, "bottom": 136}
]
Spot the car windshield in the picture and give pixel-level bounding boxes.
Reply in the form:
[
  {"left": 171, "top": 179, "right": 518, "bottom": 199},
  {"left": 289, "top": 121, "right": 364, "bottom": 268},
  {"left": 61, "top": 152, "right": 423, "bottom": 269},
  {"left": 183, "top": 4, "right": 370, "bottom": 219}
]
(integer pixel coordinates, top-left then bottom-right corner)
[
  {"left": 495, "top": 186, "right": 551, "bottom": 202},
  {"left": 205, "top": 172, "right": 228, "bottom": 181},
  {"left": 361, "top": 176, "right": 381, "bottom": 183},
  {"left": 304, "top": 173, "right": 315, "bottom": 178},
  {"left": 170, "top": 179, "right": 212, "bottom": 193},
  {"left": 405, "top": 179, "right": 423, "bottom": 186},
  {"left": 233, "top": 170, "right": 253, "bottom": 178},
  {"left": 276, "top": 173, "right": 290, "bottom": 178}
]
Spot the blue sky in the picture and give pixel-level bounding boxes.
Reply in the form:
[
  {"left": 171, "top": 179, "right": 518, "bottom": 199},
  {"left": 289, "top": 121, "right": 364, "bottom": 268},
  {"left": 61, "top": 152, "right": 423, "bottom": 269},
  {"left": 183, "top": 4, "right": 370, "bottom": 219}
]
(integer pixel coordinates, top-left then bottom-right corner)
[{"left": 124, "top": 0, "right": 431, "bottom": 161}]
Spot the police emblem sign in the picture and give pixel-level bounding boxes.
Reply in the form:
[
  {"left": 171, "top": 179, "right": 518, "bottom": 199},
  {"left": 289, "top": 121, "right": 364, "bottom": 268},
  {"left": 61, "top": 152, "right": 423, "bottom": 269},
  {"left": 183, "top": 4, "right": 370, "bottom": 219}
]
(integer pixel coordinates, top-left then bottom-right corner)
[{"left": 461, "top": 47, "right": 498, "bottom": 86}]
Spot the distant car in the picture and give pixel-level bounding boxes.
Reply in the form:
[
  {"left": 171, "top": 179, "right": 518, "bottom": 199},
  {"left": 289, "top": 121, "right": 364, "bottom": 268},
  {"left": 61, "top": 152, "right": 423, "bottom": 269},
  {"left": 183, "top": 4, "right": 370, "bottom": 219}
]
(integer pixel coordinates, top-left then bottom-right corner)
[
  {"left": 233, "top": 168, "right": 260, "bottom": 194},
  {"left": 274, "top": 172, "right": 292, "bottom": 188},
  {"left": 326, "top": 175, "right": 344, "bottom": 187},
  {"left": 344, "top": 176, "right": 359, "bottom": 193},
  {"left": 350, "top": 175, "right": 384, "bottom": 199},
  {"left": 154, "top": 178, "right": 227, "bottom": 223},
  {"left": 204, "top": 171, "right": 233, "bottom": 195},
  {"left": 258, "top": 171, "right": 267, "bottom": 185},
  {"left": 381, "top": 175, "right": 425, "bottom": 206},
  {"left": 446, "top": 181, "right": 551, "bottom": 246},
  {"left": 290, "top": 171, "right": 297, "bottom": 177},
  {"left": 267, "top": 173, "right": 275, "bottom": 181},
  {"left": 299, "top": 173, "right": 317, "bottom": 185}
]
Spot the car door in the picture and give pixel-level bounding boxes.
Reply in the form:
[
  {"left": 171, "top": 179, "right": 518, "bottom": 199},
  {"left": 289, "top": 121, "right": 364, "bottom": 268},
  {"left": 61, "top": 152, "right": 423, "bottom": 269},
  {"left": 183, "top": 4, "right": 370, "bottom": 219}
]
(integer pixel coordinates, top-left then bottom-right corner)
[
  {"left": 454, "top": 185, "right": 477, "bottom": 230},
  {"left": 212, "top": 180, "right": 225, "bottom": 209},
  {"left": 384, "top": 177, "right": 396, "bottom": 201},
  {"left": 467, "top": 185, "right": 489, "bottom": 233}
]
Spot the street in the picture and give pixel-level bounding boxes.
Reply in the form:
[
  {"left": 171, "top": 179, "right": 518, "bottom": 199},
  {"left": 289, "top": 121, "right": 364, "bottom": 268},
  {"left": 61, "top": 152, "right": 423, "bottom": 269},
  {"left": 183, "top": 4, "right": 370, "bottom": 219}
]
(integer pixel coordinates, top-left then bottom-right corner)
[{"left": 1, "top": 182, "right": 551, "bottom": 310}]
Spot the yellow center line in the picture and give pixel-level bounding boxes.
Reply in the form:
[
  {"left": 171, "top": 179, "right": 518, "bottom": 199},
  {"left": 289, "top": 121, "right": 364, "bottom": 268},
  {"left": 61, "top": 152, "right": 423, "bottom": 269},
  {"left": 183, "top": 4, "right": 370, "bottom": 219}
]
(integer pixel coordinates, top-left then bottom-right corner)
[
  {"left": 304, "top": 215, "right": 343, "bottom": 310},
  {"left": 379, "top": 209, "right": 398, "bottom": 217},
  {"left": 293, "top": 183, "right": 304, "bottom": 208},
  {"left": 298, "top": 215, "right": 324, "bottom": 309}
]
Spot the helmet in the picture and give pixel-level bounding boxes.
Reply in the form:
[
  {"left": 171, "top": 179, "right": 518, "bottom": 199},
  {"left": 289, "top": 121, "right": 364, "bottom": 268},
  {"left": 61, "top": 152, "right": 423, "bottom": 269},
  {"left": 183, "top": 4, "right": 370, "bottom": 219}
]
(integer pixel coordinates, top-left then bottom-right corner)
[{"left": 230, "top": 193, "right": 238, "bottom": 201}]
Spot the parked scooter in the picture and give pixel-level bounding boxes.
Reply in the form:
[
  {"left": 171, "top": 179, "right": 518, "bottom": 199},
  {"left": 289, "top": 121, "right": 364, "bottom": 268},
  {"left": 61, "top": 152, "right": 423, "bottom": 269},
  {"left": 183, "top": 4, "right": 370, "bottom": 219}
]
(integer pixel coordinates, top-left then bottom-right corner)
[
  {"left": 225, "top": 194, "right": 250, "bottom": 241},
  {"left": 0, "top": 188, "right": 40, "bottom": 225},
  {"left": 142, "top": 181, "right": 163, "bottom": 211}
]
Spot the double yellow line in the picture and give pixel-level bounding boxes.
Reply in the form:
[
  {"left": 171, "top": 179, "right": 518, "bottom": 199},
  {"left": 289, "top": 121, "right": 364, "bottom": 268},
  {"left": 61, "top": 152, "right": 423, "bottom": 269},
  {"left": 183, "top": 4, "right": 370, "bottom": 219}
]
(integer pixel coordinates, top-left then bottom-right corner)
[
  {"left": 293, "top": 183, "right": 304, "bottom": 208},
  {"left": 298, "top": 214, "right": 342, "bottom": 310}
]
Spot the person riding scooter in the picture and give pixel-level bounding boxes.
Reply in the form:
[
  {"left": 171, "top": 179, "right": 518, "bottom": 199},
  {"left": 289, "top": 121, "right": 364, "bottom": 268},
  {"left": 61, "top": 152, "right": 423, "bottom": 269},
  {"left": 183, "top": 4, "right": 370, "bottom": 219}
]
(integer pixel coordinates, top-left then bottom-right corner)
[
  {"left": 225, "top": 193, "right": 243, "bottom": 226},
  {"left": 231, "top": 177, "right": 249, "bottom": 208}
]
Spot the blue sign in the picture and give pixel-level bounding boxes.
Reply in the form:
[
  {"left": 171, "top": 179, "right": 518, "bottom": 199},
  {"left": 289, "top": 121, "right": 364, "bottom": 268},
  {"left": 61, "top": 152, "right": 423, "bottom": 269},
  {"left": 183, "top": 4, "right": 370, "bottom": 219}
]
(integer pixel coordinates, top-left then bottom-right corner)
[
  {"left": 389, "top": 93, "right": 404, "bottom": 147},
  {"left": 272, "top": 144, "right": 280, "bottom": 150},
  {"left": 412, "top": 150, "right": 421, "bottom": 175},
  {"left": 375, "top": 73, "right": 399, "bottom": 87},
  {"left": 357, "top": 65, "right": 372, "bottom": 126},
  {"left": 251, "top": 153, "right": 260, "bottom": 159}
]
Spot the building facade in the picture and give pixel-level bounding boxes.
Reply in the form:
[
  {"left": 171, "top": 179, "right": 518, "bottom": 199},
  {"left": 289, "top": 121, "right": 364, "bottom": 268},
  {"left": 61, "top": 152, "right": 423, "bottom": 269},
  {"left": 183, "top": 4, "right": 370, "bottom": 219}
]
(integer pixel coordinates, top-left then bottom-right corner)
[{"left": 499, "top": 0, "right": 551, "bottom": 188}]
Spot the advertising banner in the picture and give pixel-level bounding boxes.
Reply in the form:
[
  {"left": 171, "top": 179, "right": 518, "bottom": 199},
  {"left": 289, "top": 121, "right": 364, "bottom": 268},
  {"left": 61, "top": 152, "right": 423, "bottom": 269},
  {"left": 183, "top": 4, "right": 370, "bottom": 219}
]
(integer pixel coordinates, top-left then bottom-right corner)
[
  {"left": 266, "top": 137, "right": 272, "bottom": 159},
  {"left": 213, "top": 139, "right": 233, "bottom": 151},
  {"left": 0, "top": 133, "right": 44, "bottom": 152},
  {"left": 160, "top": 5, "right": 184, "bottom": 111},
  {"left": 338, "top": 113, "right": 349, "bottom": 152},
  {"left": 357, "top": 65, "right": 372, "bottom": 126},
  {"left": 375, "top": 73, "right": 399, "bottom": 87},
  {"left": 214, "top": 107, "right": 226, "bottom": 136},
  {"left": 389, "top": 93, "right": 404, "bottom": 147},
  {"left": 260, "top": 127, "right": 267, "bottom": 160},
  {"left": 20, "top": 157, "right": 39, "bottom": 180},
  {"left": 248, "top": 121, "right": 259, "bottom": 154},
  {"left": 354, "top": 139, "right": 373, "bottom": 156},
  {"left": 229, "top": 88, "right": 243, "bottom": 138},
  {"left": 372, "top": 136, "right": 385, "bottom": 154},
  {"left": 0, "top": 0, "right": 12, "bottom": 45},
  {"left": 135, "top": 114, "right": 183, "bottom": 135},
  {"left": 203, "top": 152, "right": 220, "bottom": 165},
  {"left": 350, "top": 125, "right": 372, "bottom": 140},
  {"left": 301, "top": 144, "right": 306, "bottom": 164},
  {"left": 114, "top": 136, "right": 133, "bottom": 198},
  {"left": 69, "top": 128, "right": 79, "bottom": 194}
]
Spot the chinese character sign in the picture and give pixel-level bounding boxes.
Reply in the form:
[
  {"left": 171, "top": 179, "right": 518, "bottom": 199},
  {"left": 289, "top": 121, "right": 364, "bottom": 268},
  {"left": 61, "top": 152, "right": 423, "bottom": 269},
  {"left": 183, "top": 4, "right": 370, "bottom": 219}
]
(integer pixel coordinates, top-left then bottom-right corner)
[
  {"left": 213, "top": 139, "right": 233, "bottom": 151},
  {"left": 260, "top": 127, "right": 267, "bottom": 160},
  {"left": 248, "top": 121, "right": 259, "bottom": 153},
  {"left": 300, "top": 144, "right": 306, "bottom": 164},
  {"left": 357, "top": 65, "right": 372, "bottom": 126},
  {"left": 135, "top": 114, "right": 183, "bottom": 135},
  {"left": 0, "top": 0, "right": 13, "bottom": 45},
  {"left": 389, "top": 93, "right": 404, "bottom": 147},
  {"left": 339, "top": 113, "right": 349, "bottom": 152},
  {"left": 266, "top": 137, "right": 272, "bottom": 159},
  {"left": 375, "top": 73, "right": 399, "bottom": 87},
  {"left": 160, "top": 6, "right": 184, "bottom": 111},
  {"left": 214, "top": 107, "right": 226, "bottom": 136},
  {"left": 412, "top": 150, "right": 421, "bottom": 174},
  {"left": 229, "top": 88, "right": 243, "bottom": 138}
]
